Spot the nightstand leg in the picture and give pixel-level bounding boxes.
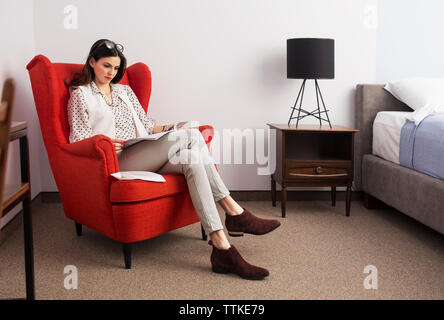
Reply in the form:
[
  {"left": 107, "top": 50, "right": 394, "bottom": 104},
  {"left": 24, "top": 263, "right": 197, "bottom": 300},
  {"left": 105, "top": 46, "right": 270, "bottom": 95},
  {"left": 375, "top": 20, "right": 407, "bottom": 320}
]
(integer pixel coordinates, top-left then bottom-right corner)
[
  {"left": 271, "top": 177, "right": 276, "bottom": 207},
  {"left": 281, "top": 186, "right": 287, "bottom": 218},
  {"left": 331, "top": 186, "right": 336, "bottom": 207},
  {"left": 346, "top": 185, "right": 351, "bottom": 216}
]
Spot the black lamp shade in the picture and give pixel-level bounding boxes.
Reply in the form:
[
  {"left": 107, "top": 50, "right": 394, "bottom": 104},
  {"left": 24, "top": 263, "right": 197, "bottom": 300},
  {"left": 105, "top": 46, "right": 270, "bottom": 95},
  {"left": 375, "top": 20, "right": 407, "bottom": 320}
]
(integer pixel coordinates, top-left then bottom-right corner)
[{"left": 287, "top": 38, "right": 335, "bottom": 79}]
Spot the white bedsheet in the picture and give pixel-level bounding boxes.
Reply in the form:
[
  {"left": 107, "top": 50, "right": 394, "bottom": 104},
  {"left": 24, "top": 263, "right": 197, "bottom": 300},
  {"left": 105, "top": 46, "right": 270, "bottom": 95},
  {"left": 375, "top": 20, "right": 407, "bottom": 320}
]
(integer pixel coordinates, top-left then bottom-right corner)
[{"left": 372, "top": 111, "right": 412, "bottom": 164}]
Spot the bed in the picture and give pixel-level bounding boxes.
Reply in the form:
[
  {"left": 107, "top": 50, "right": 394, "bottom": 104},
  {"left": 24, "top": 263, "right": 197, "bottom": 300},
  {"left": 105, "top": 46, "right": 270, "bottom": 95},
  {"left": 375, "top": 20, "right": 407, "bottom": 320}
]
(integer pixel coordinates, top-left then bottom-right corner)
[{"left": 354, "top": 84, "right": 444, "bottom": 235}]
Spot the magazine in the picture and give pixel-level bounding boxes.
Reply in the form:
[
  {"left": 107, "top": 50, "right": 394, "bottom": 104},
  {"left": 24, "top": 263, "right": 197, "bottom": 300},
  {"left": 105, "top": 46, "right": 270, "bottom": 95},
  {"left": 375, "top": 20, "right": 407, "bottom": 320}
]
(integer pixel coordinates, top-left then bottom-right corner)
[
  {"left": 110, "top": 171, "right": 166, "bottom": 182},
  {"left": 123, "top": 131, "right": 171, "bottom": 149},
  {"left": 123, "top": 121, "right": 193, "bottom": 149}
]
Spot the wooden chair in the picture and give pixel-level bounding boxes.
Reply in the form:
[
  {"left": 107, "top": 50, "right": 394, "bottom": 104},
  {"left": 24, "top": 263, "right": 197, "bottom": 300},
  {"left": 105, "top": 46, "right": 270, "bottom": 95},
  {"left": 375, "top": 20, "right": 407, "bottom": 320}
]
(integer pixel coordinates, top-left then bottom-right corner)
[{"left": 0, "top": 78, "right": 34, "bottom": 300}]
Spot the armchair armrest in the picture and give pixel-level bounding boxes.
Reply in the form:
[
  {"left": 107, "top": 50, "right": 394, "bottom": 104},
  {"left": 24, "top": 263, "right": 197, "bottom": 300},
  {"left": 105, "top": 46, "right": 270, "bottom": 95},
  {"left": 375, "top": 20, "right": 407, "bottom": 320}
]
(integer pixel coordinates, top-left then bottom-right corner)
[
  {"left": 61, "top": 135, "right": 119, "bottom": 174},
  {"left": 55, "top": 135, "right": 119, "bottom": 240},
  {"left": 196, "top": 125, "right": 218, "bottom": 170},
  {"left": 196, "top": 125, "right": 214, "bottom": 148}
]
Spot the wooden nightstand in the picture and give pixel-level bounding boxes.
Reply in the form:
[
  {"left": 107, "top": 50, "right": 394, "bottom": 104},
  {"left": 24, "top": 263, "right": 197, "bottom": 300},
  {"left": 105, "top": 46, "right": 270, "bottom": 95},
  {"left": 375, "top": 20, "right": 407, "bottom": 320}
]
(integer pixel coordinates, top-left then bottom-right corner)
[{"left": 267, "top": 124, "right": 359, "bottom": 218}]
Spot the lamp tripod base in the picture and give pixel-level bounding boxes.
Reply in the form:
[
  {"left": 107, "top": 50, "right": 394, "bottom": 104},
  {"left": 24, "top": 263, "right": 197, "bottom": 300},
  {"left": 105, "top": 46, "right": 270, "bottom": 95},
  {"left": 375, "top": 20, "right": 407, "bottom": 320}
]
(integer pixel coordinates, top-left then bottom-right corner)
[{"left": 287, "top": 79, "right": 332, "bottom": 128}]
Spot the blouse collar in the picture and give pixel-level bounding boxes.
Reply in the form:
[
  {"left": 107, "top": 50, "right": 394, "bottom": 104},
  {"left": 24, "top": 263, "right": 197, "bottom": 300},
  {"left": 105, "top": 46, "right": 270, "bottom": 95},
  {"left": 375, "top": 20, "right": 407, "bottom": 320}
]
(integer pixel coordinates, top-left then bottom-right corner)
[{"left": 90, "top": 81, "right": 124, "bottom": 96}]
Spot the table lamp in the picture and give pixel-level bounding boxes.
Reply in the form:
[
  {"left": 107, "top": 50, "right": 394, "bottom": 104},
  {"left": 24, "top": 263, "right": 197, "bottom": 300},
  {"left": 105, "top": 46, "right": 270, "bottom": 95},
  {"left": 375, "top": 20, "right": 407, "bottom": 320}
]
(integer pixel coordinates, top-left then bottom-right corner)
[{"left": 287, "top": 38, "right": 334, "bottom": 128}]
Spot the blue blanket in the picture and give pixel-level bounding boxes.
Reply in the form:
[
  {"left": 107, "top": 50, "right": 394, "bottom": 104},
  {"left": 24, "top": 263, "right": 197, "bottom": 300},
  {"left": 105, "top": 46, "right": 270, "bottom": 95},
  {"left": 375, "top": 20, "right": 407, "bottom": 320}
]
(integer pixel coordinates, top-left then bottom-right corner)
[{"left": 400, "top": 114, "right": 444, "bottom": 179}]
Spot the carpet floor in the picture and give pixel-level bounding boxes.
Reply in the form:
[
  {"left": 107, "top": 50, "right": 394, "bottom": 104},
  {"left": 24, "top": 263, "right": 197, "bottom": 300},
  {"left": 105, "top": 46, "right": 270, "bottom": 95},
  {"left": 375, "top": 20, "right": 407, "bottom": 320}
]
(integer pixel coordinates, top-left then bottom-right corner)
[{"left": 0, "top": 199, "right": 443, "bottom": 300}]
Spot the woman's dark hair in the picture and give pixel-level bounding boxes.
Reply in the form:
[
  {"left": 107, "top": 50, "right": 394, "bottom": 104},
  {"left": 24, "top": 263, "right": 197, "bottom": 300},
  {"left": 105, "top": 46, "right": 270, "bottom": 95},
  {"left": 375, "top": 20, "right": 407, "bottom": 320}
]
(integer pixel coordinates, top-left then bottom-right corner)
[{"left": 66, "top": 39, "right": 127, "bottom": 87}]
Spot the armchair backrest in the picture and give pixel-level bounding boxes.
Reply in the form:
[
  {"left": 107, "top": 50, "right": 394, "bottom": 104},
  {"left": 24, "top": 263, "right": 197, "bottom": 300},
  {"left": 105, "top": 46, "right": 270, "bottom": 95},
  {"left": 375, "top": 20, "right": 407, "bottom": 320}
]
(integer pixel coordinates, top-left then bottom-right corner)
[{"left": 26, "top": 55, "right": 152, "bottom": 151}]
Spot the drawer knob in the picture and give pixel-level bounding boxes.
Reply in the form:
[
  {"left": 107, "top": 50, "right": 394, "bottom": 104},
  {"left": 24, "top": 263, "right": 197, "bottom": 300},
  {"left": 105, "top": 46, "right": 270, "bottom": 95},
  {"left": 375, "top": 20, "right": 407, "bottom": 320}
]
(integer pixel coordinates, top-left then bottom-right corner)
[{"left": 316, "top": 166, "right": 322, "bottom": 174}]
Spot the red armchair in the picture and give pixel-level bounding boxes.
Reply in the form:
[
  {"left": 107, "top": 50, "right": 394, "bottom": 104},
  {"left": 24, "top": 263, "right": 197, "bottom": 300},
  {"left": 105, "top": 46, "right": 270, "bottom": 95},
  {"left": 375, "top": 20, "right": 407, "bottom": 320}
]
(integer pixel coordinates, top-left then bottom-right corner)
[{"left": 26, "top": 55, "right": 214, "bottom": 269}]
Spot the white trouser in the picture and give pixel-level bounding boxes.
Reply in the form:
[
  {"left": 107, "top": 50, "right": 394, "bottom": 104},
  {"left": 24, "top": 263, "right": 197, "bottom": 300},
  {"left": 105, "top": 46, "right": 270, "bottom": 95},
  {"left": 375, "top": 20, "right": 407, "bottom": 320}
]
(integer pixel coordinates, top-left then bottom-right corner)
[{"left": 117, "top": 129, "right": 230, "bottom": 234}]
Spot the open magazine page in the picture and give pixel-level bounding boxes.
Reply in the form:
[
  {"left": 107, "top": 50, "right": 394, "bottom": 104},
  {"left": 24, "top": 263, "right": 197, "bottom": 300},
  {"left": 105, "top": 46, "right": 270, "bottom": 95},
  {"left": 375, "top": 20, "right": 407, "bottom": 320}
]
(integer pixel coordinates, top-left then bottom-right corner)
[
  {"left": 123, "top": 120, "right": 196, "bottom": 149},
  {"left": 123, "top": 131, "right": 171, "bottom": 149}
]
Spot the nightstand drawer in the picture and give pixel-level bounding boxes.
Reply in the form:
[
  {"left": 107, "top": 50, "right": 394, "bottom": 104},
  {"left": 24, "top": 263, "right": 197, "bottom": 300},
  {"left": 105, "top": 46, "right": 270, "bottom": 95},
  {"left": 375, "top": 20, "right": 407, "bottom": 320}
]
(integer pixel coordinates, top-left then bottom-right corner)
[{"left": 285, "top": 161, "right": 351, "bottom": 180}]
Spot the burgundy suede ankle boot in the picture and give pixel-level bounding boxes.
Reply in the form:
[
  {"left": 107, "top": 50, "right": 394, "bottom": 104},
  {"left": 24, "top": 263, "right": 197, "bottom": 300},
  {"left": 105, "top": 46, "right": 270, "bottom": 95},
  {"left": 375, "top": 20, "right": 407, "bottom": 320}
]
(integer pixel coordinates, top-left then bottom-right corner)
[
  {"left": 225, "top": 207, "right": 281, "bottom": 237},
  {"left": 208, "top": 241, "right": 269, "bottom": 280}
]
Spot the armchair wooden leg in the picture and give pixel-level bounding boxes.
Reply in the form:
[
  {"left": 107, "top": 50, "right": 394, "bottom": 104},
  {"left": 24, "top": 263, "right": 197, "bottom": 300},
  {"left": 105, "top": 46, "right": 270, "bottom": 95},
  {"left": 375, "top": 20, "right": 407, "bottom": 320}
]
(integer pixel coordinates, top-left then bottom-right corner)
[
  {"left": 346, "top": 185, "right": 352, "bottom": 217},
  {"left": 331, "top": 186, "right": 336, "bottom": 207},
  {"left": 201, "top": 224, "right": 207, "bottom": 241},
  {"left": 75, "top": 222, "right": 82, "bottom": 236},
  {"left": 123, "top": 243, "right": 132, "bottom": 269}
]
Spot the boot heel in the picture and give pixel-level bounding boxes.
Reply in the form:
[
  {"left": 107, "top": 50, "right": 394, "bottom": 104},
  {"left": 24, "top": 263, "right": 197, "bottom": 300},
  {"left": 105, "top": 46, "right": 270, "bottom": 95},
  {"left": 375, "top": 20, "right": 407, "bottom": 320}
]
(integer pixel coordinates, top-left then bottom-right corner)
[
  {"left": 228, "top": 231, "right": 244, "bottom": 237},
  {"left": 212, "top": 266, "right": 230, "bottom": 274}
]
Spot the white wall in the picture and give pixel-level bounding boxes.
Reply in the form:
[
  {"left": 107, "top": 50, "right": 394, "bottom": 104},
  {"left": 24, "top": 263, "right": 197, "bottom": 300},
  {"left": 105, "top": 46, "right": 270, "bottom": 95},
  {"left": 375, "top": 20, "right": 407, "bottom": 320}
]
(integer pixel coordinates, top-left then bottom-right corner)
[
  {"left": 0, "top": 0, "right": 42, "bottom": 228},
  {"left": 32, "top": 0, "right": 378, "bottom": 192},
  {"left": 377, "top": 0, "right": 444, "bottom": 82},
  {"left": 3, "top": 0, "right": 439, "bottom": 200}
]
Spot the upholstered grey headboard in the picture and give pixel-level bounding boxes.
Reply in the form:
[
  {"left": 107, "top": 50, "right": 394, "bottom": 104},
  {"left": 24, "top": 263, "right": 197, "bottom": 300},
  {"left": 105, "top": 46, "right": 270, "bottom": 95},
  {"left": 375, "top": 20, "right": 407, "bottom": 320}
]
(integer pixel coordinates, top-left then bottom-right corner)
[{"left": 353, "top": 84, "right": 411, "bottom": 190}]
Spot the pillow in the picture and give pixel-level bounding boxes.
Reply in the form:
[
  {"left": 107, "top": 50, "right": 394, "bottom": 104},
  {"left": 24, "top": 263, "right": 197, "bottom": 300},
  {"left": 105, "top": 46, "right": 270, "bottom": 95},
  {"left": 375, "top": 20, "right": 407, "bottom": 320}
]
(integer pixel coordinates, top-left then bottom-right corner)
[{"left": 384, "top": 78, "right": 444, "bottom": 111}]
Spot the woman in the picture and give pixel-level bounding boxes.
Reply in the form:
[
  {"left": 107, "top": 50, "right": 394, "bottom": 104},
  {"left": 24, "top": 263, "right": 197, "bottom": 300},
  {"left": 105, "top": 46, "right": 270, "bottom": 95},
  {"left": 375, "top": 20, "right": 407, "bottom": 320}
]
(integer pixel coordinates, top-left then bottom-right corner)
[{"left": 67, "top": 39, "right": 280, "bottom": 280}]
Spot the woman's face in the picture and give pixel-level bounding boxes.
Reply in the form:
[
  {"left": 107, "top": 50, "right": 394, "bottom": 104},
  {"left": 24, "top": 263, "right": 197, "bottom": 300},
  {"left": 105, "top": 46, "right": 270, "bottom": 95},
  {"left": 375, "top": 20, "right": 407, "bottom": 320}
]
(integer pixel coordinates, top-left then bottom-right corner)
[{"left": 89, "top": 56, "right": 121, "bottom": 86}]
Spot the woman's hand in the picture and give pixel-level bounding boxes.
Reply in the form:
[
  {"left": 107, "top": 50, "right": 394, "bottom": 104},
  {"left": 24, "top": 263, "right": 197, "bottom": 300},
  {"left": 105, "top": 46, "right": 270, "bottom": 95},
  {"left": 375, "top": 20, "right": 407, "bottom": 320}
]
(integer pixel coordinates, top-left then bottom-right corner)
[
  {"left": 154, "top": 121, "right": 187, "bottom": 133},
  {"left": 154, "top": 124, "right": 173, "bottom": 133},
  {"left": 111, "top": 138, "right": 126, "bottom": 152}
]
